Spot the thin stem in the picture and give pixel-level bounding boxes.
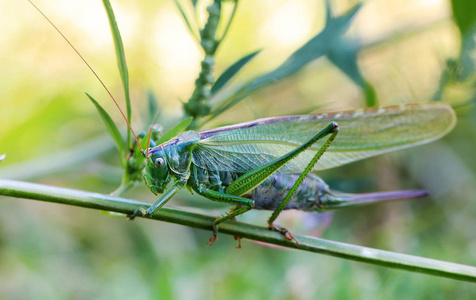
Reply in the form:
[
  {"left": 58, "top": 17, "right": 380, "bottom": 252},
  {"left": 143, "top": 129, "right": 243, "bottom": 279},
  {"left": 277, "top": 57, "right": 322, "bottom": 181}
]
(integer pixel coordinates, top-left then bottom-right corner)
[
  {"left": 183, "top": 0, "right": 221, "bottom": 118},
  {"left": 1, "top": 179, "right": 476, "bottom": 283},
  {"left": 111, "top": 180, "right": 137, "bottom": 197},
  {"left": 216, "top": 0, "right": 238, "bottom": 49}
]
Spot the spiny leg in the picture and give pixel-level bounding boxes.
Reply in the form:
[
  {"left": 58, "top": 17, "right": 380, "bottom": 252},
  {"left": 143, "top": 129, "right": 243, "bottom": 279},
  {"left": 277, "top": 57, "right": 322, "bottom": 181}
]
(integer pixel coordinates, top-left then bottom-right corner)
[
  {"left": 266, "top": 124, "right": 339, "bottom": 243},
  {"left": 220, "top": 122, "right": 339, "bottom": 244},
  {"left": 225, "top": 122, "right": 339, "bottom": 198},
  {"left": 197, "top": 188, "right": 254, "bottom": 246},
  {"left": 208, "top": 205, "right": 252, "bottom": 246}
]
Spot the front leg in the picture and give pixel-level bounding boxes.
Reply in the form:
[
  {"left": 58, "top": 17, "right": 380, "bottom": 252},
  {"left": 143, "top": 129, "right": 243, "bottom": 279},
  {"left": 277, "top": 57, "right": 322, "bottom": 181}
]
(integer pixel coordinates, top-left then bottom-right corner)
[{"left": 127, "top": 181, "right": 185, "bottom": 219}]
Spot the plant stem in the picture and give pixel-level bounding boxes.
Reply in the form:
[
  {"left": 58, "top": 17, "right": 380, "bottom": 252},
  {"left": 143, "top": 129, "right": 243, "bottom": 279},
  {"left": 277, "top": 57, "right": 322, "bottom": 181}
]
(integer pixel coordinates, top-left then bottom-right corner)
[
  {"left": 184, "top": 0, "right": 221, "bottom": 118},
  {"left": 1, "top": 179, "right": 476, "bottom": 283}
]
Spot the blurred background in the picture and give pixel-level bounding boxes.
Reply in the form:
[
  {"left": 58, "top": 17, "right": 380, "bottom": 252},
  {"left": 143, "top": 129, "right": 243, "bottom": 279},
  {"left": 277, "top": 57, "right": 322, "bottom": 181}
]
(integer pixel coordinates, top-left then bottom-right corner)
[{"left": 1, "top": 0, "right": 476, "bottom": 298}]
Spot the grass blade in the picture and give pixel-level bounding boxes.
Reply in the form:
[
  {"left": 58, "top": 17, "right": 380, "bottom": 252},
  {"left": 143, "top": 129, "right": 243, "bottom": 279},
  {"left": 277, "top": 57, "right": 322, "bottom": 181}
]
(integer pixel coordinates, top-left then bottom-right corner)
[
  {"left": 211, "top": 49, "right": 262, "bottom": 95},
  {"left": 147, "top": 90, "right": 160, "bottom": 127},
  {"left": 86, "top": 93, "right": 125, "bottom": 167},
  {"left": 451, "top": 0, "right": 476, "bottom": 35},
  {"left": 102, "top": 0, "right": 132, "bottom": 149},
  {"left": 157, "top": 117, "right": 194, "bottom": 144},
  {"left": 173, "top": 0, "right": 200, "bottom": 42}
]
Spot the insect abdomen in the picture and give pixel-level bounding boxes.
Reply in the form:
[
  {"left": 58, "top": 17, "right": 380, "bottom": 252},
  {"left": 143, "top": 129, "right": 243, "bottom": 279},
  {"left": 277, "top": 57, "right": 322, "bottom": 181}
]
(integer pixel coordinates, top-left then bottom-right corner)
[
  {"left": 248, "top": 173, "right": 330, "bottom": 211},
  {"left": 190, "top": 164, "right": 330, "bottom": 211}
]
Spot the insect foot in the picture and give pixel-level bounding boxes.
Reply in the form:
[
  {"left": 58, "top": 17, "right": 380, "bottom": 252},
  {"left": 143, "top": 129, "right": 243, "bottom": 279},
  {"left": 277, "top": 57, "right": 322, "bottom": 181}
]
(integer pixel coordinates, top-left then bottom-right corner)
[
  {"left": 234, "top": 236, "right": 242, "bottom": 249},
  {"left": 207, "top": 224, "right": 219, "bottom": 247},
  {"left": 127, "top": 207, "right": 149, "bottom": 220},
  {"left": 269, "top": 224, "right": 301, "bottom": 247}
]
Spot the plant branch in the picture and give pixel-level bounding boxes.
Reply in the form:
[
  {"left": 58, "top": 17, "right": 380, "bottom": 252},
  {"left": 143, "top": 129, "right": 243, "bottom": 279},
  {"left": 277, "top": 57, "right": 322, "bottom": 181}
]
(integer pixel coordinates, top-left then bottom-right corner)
[
  {"left": 1, "top": 179, "right": 476, "bottom": 283},
  {"left": 184, "top": 0, "right": 221, "bottom": 118}
]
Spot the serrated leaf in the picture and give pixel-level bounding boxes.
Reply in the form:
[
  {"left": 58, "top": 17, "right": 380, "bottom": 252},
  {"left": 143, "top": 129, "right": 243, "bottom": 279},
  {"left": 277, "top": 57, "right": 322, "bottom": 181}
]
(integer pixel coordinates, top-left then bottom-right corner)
[
  {"left": 157, "top": 117, "right": 194, "bottom": 144},
  {"left": 211, "top": 49, "right": 262, "bottom": 95},
  {"left": 102, "top": 0, "right": 132, "bottom": 148},
  {"left": 86, "top": 93, "right": 126, "bottom": 167}
]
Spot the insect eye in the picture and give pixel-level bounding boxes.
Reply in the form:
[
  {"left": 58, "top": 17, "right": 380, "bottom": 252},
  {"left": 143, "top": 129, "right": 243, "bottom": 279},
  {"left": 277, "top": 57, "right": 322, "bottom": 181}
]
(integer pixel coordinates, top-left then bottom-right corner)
[{"left": 155, "top": 157, "right": 165, "bottom": 167}]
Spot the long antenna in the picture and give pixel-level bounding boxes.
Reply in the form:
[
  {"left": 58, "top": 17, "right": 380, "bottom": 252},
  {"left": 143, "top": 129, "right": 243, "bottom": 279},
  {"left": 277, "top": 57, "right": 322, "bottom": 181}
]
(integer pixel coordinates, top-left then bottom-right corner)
[{"left": 27, "top": 0, "right": 145, "bottom": 154}]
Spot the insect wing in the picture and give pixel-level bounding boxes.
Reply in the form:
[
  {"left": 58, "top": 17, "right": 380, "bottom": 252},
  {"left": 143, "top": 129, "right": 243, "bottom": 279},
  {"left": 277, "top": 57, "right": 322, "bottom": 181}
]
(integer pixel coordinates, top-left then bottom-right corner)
[{"left": 192, "top": 103, "right": 456, "bottom": 173}]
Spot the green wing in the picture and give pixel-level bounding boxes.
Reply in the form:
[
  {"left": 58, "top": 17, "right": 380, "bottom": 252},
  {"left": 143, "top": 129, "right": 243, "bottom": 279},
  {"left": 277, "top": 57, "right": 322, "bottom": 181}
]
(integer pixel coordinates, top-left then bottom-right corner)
[{"left": 192, "top": 103, "right": 456, "bottom": 173}]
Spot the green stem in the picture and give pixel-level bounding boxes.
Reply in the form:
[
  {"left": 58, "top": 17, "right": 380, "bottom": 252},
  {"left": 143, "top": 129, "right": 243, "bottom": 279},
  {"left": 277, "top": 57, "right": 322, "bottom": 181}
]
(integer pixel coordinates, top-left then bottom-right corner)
[
  {"left": 217, "top": 0, "right": 239, "bottom": 48},
  {"left": 111, "top": 180, "right": 137, "bottom": 197},
  {"left": 184, "top": 0, "right": 222, "bottom": 118},
  {"left": 1, "top": 179, "right": 476, "bottom": 283}
]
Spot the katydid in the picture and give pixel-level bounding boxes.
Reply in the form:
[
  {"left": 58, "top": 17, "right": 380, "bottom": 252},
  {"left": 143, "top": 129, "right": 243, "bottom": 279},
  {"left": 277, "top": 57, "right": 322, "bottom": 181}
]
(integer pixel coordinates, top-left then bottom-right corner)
[
  {"left": 27, "top": 1, "right": 457, "bottom": 246},
  {"left": 130, "top": 103, "right": 456, "bottom": 245}
]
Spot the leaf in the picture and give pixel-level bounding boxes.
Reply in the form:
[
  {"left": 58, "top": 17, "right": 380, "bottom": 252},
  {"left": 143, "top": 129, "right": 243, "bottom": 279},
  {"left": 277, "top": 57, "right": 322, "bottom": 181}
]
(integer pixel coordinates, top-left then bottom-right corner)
[
  {"left": 326, "top": 39, "right": 378, "bottom": 107},
  {"left": 173, "top": 0, "right": 199, "bottom": 41},
  {"left": 253, "top": 3, "right": 362, "bottom": 86},
  {"left": 102, "top": 0, "right": 132, "bottom": 146},
  {"left": 147, "top": 90, "right": 160, "bottom": 127},
  {"left": 432, "top": 25, "right": 476, "bottom": 101},
  {"left": 157, "top": 117, "right": 194, "bottom": 144},
  {"left": 211, "top": 49, "right": 262, "bottom": 95},
  {"left": 458, "top": 24, "right": 476, "bottom": 80},
  {"left": 86, "top": 93, "right": 126, "bottom": 167},
  {"left": 451, "top": 0, "right": 476, "bottom": 35},
  {"left": 206, "top": 4, "right": 362, "bottom": 122}
]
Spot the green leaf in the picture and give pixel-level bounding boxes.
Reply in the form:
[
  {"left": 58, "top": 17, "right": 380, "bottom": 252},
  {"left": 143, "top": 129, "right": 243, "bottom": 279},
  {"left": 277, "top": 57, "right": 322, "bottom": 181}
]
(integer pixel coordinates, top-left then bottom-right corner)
[
  {"left": 157, "top": 117, "right": 193, "bottom": 144},
  {"left": 432, "top": 25, "right": 476, "bottom": 101},
  {"left": 86, "top": 93, "right": 125, "bottom": 167},
  {"left": 326, "top": 39, "right": 378, "bottom": 107},
  {"left": 206, "top": 4, "right": 362, "bottom": 123},
  {"left": 211, "top": 49, "right": 262, "bottom": 95},
  {"left": 451, "top": 0, "right": 476, "bottom": 35},
  {"left": 458, "top": 25, "right": 476, "bottom": 80},
  {"left": 253, "top": 3, "right": 361, "bottom": 86},
  {"left": 102, "top": 0, "right": 132, "bottom": 148},
  {"left": 173, "top": 0, "right": 199, "bottom": 42},
  {"left": 147, "top": 91, "right": 160, "bottom": 127}
]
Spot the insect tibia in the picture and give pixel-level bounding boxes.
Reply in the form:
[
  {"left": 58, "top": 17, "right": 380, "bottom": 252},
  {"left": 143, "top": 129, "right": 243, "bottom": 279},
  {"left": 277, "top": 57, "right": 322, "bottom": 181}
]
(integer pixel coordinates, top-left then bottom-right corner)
[{"left": 318, "top": 189, "right": 428, "bottom": 211}]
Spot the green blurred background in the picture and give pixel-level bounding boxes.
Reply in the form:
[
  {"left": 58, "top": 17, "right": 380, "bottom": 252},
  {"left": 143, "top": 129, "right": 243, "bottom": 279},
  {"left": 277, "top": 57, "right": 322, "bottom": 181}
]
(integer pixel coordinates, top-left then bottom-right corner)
[{"left": 2, "top": 0, "right": 476, "bottom": 298}]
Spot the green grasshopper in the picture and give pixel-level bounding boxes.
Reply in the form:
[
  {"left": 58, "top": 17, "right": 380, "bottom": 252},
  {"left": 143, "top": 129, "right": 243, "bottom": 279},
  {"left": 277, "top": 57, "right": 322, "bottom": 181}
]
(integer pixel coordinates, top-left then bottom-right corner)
[
  {"left": 28, "top": 1, "right": 456, "bottom": 246},
  {"left": 128, "top": 103, "right": 456, "bottom": 245}
]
